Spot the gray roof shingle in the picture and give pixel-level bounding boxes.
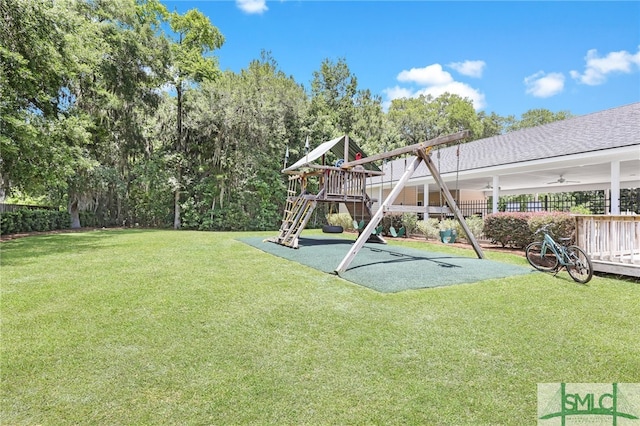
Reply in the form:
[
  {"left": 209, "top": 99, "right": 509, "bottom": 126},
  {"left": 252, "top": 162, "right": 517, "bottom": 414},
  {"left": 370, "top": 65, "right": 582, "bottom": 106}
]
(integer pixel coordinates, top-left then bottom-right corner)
[{"left": 374, "top": 102, "right": 640, "bottom": 182}]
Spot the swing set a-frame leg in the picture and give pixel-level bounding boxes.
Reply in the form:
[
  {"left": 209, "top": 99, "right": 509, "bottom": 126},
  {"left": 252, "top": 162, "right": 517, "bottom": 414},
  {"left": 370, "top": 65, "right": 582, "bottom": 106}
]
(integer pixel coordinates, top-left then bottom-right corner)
[
  {"left": 335, "top": 156, "right": 423, "bottom": 274},
  {"left": 334, "top": 148, "right": 485, "bottom": 275},
  {"left": 417, "top": 149, "right": 485, "bottom": 260}
]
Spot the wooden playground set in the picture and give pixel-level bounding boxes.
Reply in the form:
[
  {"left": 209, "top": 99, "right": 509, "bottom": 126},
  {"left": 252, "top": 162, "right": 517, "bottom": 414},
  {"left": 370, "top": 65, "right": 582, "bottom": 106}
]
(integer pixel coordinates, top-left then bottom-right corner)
[{"left": 268, "top": 131, "right": 485, "bottom": 274}]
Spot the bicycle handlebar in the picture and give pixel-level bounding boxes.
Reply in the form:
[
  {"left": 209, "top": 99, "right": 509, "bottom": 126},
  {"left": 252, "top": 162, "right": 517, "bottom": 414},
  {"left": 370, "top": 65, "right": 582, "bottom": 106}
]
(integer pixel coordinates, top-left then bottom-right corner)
[
  {"left": 534, "top": 223, "right": 573, "bottom": 245},
  {"left": 534, "top": 223, "right": 554, "bottom": 236}
]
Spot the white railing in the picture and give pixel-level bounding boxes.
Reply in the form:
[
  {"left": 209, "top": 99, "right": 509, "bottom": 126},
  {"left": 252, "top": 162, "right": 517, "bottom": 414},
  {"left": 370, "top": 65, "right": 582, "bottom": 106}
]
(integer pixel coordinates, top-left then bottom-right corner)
[{"left": 575, "top": 215, "right": 640, "bottom": 276}]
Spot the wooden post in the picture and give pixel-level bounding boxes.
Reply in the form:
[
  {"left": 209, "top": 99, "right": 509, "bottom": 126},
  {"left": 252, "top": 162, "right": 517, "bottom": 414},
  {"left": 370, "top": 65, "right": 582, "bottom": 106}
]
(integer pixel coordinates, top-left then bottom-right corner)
[
  {"left": 611, "top": 160, "right": 620, "bottom": 215},
  {"left": 417, "top": 149, "right": 485, "bottom": 259},
  {"left": 344, "top": 135, "right": 349, "bottom": 163}
]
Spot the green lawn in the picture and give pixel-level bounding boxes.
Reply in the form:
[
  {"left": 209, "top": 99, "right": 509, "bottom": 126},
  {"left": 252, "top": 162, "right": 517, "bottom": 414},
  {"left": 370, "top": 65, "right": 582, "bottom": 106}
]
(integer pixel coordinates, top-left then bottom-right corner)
[{"left": 1, "top": 229, "right": 638, "bottom": 425}]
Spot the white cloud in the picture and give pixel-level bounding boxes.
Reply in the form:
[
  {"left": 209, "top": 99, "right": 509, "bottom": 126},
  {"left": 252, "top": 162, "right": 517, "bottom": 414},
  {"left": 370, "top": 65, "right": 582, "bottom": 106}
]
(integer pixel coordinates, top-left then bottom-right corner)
[
  {"left": 236, "top": 0, "right": 268, "bottom": 14},
  {"left": 414, "top": 81, "right": 486, "bottom": 109},
  {"left": 570, "top": 46, "right": 640, "bottom": 85},
  {"left": 524, "top": 71, "right": 565, "bottom": 98},
  {"left": 384, "top": 63, "right": 486, "bottom": 110},
  {"left": 448, "top": 60, "right": 486, "bottom": 78},
  {"left": 397, "top": 64, "right": 453, "bottom": 86},
  {"left": 381, "top": 86, "right": 415, "bottom": 111},
  {"left": 382, "top": 86, "right": 414, "bottom": 100}
]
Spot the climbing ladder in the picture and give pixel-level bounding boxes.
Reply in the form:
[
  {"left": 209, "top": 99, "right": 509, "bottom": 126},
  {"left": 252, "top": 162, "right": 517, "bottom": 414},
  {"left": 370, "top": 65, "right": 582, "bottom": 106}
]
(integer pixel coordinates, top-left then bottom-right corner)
[{"left": 271, "top": 176, "right": 317, "bottom": 248}]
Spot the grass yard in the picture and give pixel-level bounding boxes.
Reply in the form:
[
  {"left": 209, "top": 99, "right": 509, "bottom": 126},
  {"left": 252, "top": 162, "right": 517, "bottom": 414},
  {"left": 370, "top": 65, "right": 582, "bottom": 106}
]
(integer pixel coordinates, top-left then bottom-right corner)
[{"left": 1, "top": 229, "right": 638, "bottom": 425}]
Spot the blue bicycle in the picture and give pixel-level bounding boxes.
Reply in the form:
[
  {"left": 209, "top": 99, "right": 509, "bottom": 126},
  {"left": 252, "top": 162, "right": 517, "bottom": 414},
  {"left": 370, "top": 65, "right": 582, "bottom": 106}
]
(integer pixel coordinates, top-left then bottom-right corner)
[{"left": 525, "top": 227, "right": 593, "bottom": 284}]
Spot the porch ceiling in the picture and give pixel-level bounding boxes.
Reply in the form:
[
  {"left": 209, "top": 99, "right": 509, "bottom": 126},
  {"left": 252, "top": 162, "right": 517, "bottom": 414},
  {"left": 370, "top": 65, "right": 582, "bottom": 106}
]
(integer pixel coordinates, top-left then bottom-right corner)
[{"left": 451, "top": 148, "right": 640, "bottom": 195}]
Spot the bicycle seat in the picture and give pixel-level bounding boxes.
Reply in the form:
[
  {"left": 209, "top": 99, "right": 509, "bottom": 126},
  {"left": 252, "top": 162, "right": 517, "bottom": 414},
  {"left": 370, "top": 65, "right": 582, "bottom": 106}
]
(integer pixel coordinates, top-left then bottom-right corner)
[{"left": 559, "top": 237, "right": 571, "bottom": 245}]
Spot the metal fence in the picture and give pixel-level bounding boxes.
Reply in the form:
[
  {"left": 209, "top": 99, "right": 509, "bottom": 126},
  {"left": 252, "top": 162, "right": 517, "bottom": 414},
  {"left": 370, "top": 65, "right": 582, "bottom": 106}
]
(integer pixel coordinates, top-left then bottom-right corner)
[{"left": 458, "top": 190, "right": 639, "bottom": 217}]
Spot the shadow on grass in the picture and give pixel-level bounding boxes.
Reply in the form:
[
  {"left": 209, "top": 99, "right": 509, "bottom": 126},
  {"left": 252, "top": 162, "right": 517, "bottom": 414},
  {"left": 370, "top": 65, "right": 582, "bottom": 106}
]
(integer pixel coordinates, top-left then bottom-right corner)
[{"left": 0, "top": 229, "right": 143, "bottom": 266}]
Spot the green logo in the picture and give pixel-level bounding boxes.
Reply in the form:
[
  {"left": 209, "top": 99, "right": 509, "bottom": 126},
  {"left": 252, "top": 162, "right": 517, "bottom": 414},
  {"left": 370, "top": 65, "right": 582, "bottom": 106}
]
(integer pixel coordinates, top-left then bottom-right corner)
[{"left": 538, "top": 383, "right": 640, "bottom": 425}]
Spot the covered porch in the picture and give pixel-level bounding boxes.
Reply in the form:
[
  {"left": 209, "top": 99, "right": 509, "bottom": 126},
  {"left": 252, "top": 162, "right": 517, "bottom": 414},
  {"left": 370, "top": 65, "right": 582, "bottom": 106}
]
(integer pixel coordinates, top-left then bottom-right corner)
[{"left": 367, "top": 103, "right": 639, "bottom": 218}]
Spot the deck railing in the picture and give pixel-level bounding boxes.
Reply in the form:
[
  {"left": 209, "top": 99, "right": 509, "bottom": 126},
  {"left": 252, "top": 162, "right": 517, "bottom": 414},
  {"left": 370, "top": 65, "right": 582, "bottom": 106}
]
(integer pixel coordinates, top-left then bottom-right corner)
[
  {"left": 575, "top": 215, "right": 640, "bottom": 277},
  {"left": 323, "top": 169, "right": 366, "bottom": 198}
]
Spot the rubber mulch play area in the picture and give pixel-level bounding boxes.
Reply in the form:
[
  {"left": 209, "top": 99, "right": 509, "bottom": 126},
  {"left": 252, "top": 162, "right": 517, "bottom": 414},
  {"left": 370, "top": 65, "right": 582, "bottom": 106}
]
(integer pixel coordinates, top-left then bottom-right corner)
[{"left": 240, "top": 235, "right": 534, "bottom": 293}]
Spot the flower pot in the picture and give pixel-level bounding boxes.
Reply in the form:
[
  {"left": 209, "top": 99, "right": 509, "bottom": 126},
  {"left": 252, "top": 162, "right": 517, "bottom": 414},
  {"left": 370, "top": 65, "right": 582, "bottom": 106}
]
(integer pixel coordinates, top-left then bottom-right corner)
[{"left": 439, "top": 229, "right": 457, "bottom": 244}]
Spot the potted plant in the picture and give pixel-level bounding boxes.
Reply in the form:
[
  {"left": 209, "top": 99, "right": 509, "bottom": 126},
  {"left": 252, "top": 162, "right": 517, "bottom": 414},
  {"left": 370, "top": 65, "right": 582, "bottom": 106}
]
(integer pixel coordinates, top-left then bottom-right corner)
[{"left": 438, "top": 219, "right": 457, "bottom": 243}]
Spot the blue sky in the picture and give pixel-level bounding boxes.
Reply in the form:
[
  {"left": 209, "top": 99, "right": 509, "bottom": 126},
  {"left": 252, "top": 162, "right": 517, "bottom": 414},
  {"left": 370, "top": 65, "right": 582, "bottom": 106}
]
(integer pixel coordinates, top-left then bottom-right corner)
[{"left": 164, "top": 1, "right": 640, "bottom": 117}]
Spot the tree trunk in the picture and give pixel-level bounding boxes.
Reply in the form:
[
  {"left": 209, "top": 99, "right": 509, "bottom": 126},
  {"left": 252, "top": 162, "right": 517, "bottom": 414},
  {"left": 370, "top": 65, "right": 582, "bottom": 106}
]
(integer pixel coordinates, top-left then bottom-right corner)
[
  {"left": 173, "top": 189, "right": 181, "bottom": 229},
  {"left": 174, "top": 79, "right": 183, "bottom": 230},
  {"left": 69, "top": 199, "right": 81, "bottom": 229}
]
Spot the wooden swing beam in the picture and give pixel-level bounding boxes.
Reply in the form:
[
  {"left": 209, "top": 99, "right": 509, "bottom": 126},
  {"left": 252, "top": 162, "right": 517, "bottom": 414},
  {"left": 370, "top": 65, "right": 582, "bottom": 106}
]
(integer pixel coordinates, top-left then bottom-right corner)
[
  {"left": 339, "top": 130, "right": 470, "bottom": 169},
  {"left": 334, "top": 130, "right": 485, "bottom": 275}
]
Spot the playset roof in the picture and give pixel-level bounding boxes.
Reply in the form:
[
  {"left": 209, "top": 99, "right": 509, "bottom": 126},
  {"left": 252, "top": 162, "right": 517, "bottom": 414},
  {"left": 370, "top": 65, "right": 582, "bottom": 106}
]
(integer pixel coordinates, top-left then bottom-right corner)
[{"left": 283, "top": 135, "right": 380, "bottom": 173}]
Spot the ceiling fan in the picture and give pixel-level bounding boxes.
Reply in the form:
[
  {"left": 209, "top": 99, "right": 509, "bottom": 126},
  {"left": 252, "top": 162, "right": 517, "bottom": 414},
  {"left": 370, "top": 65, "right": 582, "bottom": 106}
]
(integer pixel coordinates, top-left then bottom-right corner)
[
  {"left": 481, "top": 182, "right": 500, "bottom": 190},
  {"left": 547, "top": 174, "right": 580, "bottom": 184}
]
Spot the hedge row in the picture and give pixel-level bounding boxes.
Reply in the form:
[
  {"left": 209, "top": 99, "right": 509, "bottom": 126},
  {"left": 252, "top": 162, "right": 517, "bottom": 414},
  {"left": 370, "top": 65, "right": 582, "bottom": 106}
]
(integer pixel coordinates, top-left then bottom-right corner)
[
  {"left": 0, "top": 209, "right": 578, "bottom": 248},
  {"left": 1, "top": 209, "right": 69, "bottom": 235},
  {"left": 0, "top": 209, "right": 101, "bottom": 235},
  {"left": 483, "top": 212, "right": 576, "bottom": 248}
]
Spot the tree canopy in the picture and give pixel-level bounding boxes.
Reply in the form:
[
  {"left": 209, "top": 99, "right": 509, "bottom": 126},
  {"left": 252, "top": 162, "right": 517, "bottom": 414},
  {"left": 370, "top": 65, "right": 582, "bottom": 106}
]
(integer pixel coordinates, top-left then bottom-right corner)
[{"left": 0, "top": 0, "right": 572, "bottom": 231}]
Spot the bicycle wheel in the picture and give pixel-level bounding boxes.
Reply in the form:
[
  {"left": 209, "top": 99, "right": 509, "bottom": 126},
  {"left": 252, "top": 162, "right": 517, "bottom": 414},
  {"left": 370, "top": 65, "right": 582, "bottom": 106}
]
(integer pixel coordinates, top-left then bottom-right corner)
[
  {"left": 526, "top": 242, "right": 559, "bottom": 272},
  {"left": 566, "top": 246, "right": 593, "bottom": 284}
]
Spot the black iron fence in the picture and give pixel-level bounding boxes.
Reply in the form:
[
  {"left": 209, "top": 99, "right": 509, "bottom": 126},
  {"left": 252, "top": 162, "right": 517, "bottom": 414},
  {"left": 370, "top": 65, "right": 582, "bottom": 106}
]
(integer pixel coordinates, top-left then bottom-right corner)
[{"left": 458, "top": 190, "right": 639, "bottom": 217}]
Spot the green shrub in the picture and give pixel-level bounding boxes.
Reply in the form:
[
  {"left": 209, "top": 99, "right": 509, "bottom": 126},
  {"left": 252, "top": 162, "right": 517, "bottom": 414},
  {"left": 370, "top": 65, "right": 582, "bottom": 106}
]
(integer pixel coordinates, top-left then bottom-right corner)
[
  {"left": 416, "top": 218, "right": 440, "bottom": 240},
  {"left": 401, "top": 213, "right": 419, "bottom": 236},
  {"left": 381, "top": 214, "right": 402, "bottom": 235},
  {"left": 211, "top": 205, "right": 253, "bottom": 231},
  {"left": 455, "top": 215, "right": 484, "bottom": 242},
  {"left": 326, "top": 213, "right": 353, "bottom": 230},
  {"left": 0, "top": 209, "right": 69, "bottom": 235},
  {"left": 569, "top": 204, "right": 591, "bottom": 215},
  {"left": 52, "top": 210, "right": 69, "bottom": 229},
  {"left": 79, "top": 211, "right": 101, "bottom": 228},
  {"left": 438, "top": 218, "right": 457, "bottom": 231},
  {"left": 1, "top": 212, "right": 16, "bottom": 234},
  {"left": 483, "top": 212, "right": 577, "bottom": 248},
  {"left": 483, "top": 212, "right": 531, "bottom": 248},
  {"left": 527, "top": 212, "right": 575, "bottom": 242}
]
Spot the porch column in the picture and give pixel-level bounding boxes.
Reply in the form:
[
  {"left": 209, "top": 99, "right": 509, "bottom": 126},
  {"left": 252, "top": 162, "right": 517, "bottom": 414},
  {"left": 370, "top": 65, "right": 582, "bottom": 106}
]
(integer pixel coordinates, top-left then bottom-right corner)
[
  {"left": 424, "top": 183, "right": 429, "bottom": 218},
  {"left": 492, "top": 176, "right": 500, "bottom": 214},
  {"left": 344, "top": 135, "right": 349, "bottom": 162},
  {"left": 611, "top": 160, "right": 620, "bottom": 215}
]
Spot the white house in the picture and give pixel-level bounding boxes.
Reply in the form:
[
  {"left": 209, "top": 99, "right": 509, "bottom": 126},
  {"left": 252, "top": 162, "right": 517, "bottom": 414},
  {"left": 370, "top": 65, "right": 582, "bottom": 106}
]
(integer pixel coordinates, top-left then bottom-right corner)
[{"left": 368, "top": 102, "right": 640, "bottom": 217}]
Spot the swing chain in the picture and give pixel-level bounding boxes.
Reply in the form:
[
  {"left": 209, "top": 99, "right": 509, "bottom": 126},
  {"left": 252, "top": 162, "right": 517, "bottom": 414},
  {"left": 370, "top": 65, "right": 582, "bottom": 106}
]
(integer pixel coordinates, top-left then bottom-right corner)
[
  {"left": 437, "top": 147, "right": 444, "bottom": 220},
  {"left": 455, "top": 142, "right": 461, "bottom": 204}
]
